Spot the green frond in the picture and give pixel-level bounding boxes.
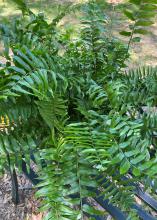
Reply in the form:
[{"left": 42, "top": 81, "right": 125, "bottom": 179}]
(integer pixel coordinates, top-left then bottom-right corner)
[
  {"left": 120, "top": 0, "right": 157, "bottom": 50},
  {"left": 87, "top": 80, "right": 107, "bottom": 108},
  {"left": 37, "top": 95, "right": 68, "bottom": 131},
  {"left": 0, "top": 134, "right": 36, "bottom": 172},
  {"left": 36, "top": 137, "right": 102, "bottom": 220},
  {"left": 11, "top": 0, "right": 33, "bottom": 15}
]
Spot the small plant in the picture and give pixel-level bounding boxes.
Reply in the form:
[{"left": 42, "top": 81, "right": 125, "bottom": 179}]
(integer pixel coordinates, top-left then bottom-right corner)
[{"left": 0, "top": 0, "right": 157, "bottom": 219}]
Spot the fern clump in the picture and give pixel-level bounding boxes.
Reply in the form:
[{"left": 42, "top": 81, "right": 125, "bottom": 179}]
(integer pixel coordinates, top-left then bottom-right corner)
[{"left": 0, "top": 0, "right": 157, "bottom": 219}]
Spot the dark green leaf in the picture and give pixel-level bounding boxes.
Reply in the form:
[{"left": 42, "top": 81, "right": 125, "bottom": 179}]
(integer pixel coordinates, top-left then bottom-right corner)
[{"left": 120, "top": 160, "right": 130, "bottom": 174}]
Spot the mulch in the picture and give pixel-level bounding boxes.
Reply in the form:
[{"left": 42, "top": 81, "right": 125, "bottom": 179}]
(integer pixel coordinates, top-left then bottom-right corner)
[{"left": 0, "top": 172, "right": 41, "bottom": 220}]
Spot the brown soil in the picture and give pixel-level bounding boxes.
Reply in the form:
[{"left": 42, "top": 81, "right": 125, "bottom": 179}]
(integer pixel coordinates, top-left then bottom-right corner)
[{"left": 0, "top": 173, "right": 41, "bottom": 220}]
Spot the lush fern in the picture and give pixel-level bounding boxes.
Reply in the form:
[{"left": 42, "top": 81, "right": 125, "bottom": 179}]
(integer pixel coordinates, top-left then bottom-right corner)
[
  {"left": 120, "top": 0, "right": 157, "bottom": 50},
  {"left": 0, "top": 0, "right": 157, "bottom": 219}
]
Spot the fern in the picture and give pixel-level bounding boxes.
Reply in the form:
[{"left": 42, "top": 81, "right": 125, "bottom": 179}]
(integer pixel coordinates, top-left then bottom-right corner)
[
  {"left": 0, "top": 0, "right": 157, "bottom": 219},
  {"left": 36, "top": 136, "right": 102, "bottom": 220},
  {"left": 37, "top": 95, "right": 68, "bottom": 131},
  {"left": 120, "top": 0, "right": 157, "bottom": 51},
  {"left": 0, "top": 133, "right": 36, "bottom": 172},
  {"left": 11, "top": 0, "right": 33, "bottom": 15}
]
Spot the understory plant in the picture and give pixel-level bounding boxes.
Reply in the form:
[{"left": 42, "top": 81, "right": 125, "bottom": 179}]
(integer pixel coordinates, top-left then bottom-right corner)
[{"left": 0, "top": 0, "right": 157, "bottom": 219}]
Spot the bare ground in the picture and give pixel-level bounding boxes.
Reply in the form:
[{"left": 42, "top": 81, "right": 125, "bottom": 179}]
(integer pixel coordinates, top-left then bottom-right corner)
[{"left": 0, "top": 173, "right": 41, "bottom": 220}]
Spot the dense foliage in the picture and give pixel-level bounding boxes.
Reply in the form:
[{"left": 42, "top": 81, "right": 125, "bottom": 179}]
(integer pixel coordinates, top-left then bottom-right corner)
[{"left": 0, "top": 0, "right": 157, "bottom": 219}]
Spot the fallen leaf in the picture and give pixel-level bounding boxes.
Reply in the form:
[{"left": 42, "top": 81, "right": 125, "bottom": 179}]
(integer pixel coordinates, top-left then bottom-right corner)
[{"left": 30, "top": 213, "right": 43, "bottom": 220}]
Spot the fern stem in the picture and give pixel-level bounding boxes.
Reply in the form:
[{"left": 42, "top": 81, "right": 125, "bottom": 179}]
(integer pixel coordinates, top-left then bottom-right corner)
[
  {"left": 54, "top": 203, "right": 61, "bottom": 219},
  {"left": 126, "top": 1, "right": 144, "bottom": 54},
  {"left": 88, "top": 125, "right": 104, "bottom": 170},
  {"left": 126, "top": 24, "right": 135, "bottom": 54},
  {"left": 51, "top": 127, "right": 56, "bottom": 146},
  {"left": 76, "top": 153, "right": 84, "bottom": 220}
]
